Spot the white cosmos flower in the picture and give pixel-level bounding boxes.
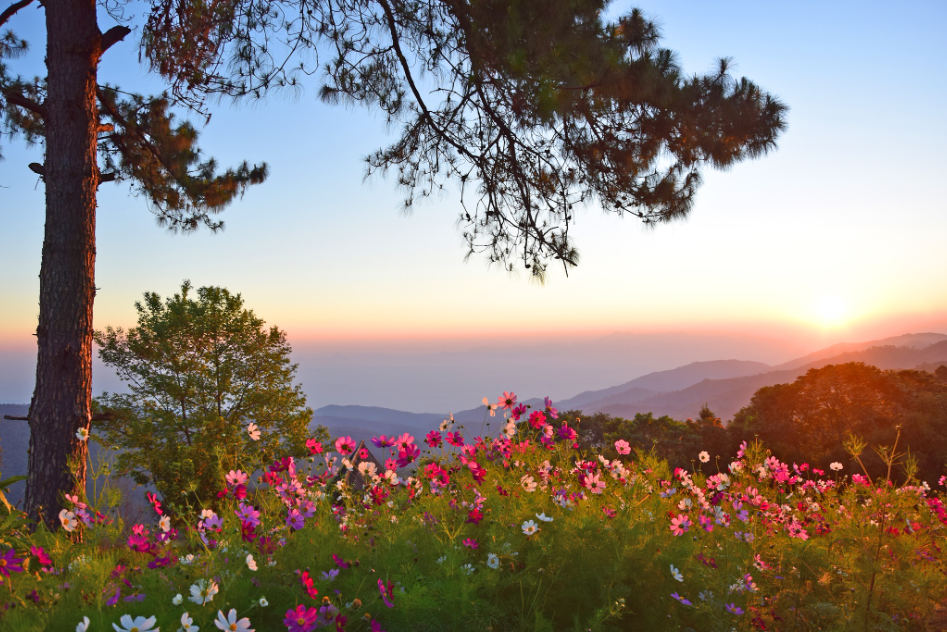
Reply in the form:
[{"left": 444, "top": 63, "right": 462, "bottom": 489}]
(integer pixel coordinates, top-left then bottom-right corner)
[
  {"left": 158, "top": 516, "right": 171, "bottom": 532},
  {"left": 258, "top": 597, "right": 269, "bottom": 607},
  {"left": 670, "top": 565, "right": 683, "bottom": 582},
  {"left": 75, "top": 427, "right": 90, "bottom": 442},
  {"left": 111, "top": 614, "right": 158, "bottom": 632},
  {"left": 521, "top": 519, "right": 539, "bottom": 536},
  {"left": 189, "top": 578, "right": 219, "bottom": 605},
  {"left": 520, "top": 475, "right": 537, "bottom": 492},
  {"left": 246, "top": 554, "right": 258, "bottom": 571},
  {"left": 535, "top": 513, "right": 553, "bottom": 523},
  {"left": 699, "top": 451, "right": 710, "bottom": 463},
  {"left": 487, "top": 553, "right": 500, "bottom": 569},
  {"left": 830, "top": 462, "right": 844, "bottom": 471},
  {"left": 172, "top": 593, "right": 183, "bottom": 605},
  {"left": 179, "top": 612, "right": 198, "bottom": 632},
  {"left": 59, "top": 509, "right": 78, "bottom": 532},
  {"left": 214, "top": 608, "right": 254, "bottom": 632},
  {"left": 76, "top": 617, "right": 90, "bottom": 632}
]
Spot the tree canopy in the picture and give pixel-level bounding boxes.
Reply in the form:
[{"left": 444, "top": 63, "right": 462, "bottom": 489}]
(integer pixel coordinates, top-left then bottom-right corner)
[{"left": 93, "top": 282, "right": 326, "bottom": 510}]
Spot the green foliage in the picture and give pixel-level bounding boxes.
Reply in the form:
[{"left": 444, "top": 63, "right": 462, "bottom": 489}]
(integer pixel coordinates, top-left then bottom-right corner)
[
  {"left": 731, "top": 362, "right": 947, "bottom": 483},
  {"left": 93, "top": 281, "right": 325, "bottom": 510},
  {"left": 0, "top": 408, "right": 945, "bottom": 631}
]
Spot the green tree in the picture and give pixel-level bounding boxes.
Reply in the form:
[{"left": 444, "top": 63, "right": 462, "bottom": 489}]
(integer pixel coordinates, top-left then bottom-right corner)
[
  {"left": 93, "top": 282, "right": 326, "bottom": 510},
  {"left": 731, "top": 363, "right": 947, "bottom": 482},
  {"left": 1, "top": 0, "right": 786, "bottom": 524}
]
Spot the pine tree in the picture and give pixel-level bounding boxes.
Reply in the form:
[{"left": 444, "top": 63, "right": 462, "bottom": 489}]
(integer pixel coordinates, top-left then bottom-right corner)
[{"left": 1, "top": 0, "right": 786, "bottom": 526}]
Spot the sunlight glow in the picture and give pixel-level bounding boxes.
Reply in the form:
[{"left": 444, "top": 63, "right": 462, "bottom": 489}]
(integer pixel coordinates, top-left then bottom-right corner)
[{"left": 814, "top": 295, "right": 849, "bottom": 327}]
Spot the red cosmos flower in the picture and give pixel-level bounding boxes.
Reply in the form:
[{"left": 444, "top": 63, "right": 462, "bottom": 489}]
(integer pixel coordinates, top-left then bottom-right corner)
[
  {"left": 300, "top": 570, "right": 319, "bottom": 599},
  {"left": 466, "top": 509, "right": 484, "bottom": 525},
  {"left": 306, "top": 438, "right": 324, "bottom": 455},
  {"left": 145, "top": 492, "right": 163, "bottom": 515},
  {"left": 528, "top": 410, "right": 546, "bottom": 429},
  {"left": 370, "top": 485, "right": 390, "bottom": 506}
]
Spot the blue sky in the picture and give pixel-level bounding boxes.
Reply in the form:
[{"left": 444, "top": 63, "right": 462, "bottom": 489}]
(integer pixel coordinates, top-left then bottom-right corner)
[{"left": 2, "top": 1, "right": 946, "bottom": 407}]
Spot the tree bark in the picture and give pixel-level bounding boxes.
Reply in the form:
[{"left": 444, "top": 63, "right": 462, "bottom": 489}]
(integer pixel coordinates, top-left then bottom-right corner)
[{"left": 24, "top": 0, "right": 100, "bottom": 526}]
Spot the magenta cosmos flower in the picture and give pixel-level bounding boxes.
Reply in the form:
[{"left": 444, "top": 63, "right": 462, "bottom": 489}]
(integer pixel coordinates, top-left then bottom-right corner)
[
  {"left": 334, "top": 436, "right": 356, "bottom": 455},
  {"left": 0, "top": 549, "right": 24, "bottom": 576},
  {"left": 284, "top": 605, "right": 318, "bottom": 632}
]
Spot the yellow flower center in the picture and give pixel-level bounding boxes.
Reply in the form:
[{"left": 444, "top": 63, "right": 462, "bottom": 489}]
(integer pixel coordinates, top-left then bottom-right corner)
[{"left": 297, "top": 617, "right": 306, "bottom": 625}]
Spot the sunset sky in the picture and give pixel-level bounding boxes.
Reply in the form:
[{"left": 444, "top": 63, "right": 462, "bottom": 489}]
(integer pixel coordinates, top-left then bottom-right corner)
[{"left": 2, "top": 1, "right": 946, "bottom": 408}]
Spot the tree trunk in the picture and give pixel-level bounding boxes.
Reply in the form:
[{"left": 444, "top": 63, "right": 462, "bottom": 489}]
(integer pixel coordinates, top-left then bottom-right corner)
[{"left": 24, "top": 0, "right": 100, "bottom": 526}]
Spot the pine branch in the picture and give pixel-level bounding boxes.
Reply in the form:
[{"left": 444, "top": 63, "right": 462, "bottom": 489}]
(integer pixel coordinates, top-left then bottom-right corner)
[
  {"left": 1, "top": 85, "right": 46, "bottom": 118},
  {"left": 0, "top": 0, "right": 34, "bottom": 30},
  {"left": 100, "top": 25, "right": 131, "bottom": 55}
]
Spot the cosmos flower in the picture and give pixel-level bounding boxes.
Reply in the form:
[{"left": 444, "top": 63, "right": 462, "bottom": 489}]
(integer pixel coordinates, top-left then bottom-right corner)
[
  {"left": 463, "top": 538, "right": 478, "bottom": 549},
  {"left": 726, "top": 603, "right": 744, "bottom": 615},
  {"left": 699, "top": 451, "right": 710, "bottom": 463},
  {"left": 335, "top": 436, "right": 356, "bottom": 455},
  {"left": 75, "top": 427, "right": 90, "bottom": 441},
  {"left": 497, "top": 391, "right": 517, "bottom": 410},
  {"left": 670, "top": 565, "right": 683, "bottom": 582},
  {"left": 172, "top": 594, "right": 183, "bottom": 605},
  {"left": 246, "top": 554, "right": 258, "bottom": 571},
  {"left": 214, "top": 608, "right": 254, "bottom": 632},
  {"left": 0, "top": 548, "right": 24, "bottom": 577},
  {"left": 671, "top": 592, "right": 692, "bottom": 606},
  {"left": 179, "top": 612, "right": 198, "bottom": 632},
  {"left": 614, "top": 440, "right": 631, "bottom": 455},
  {"left": 535, "top": 512, "right": 553, "bottom": 523},
  {"left": 247, "top": 423, "right": 261, "bottom": 441},
  {"left": 284, "top": 605, "right": 318, "bottom": 632},
  {"left": 830, "top": 462, "right": 844, "bottom": 471},
  {"left": 189, "top": 579, "right": 219, "bottom": 605},
  {"left": 59, "top": 509, "right": 78, "bottom": 532},
  {"left": 670, "top": 514, "right": 691, "bottom": 536},
  {"left": 522, "top": 520, "right": 539, "bottom": 536},
  {"left": 76, "top": 617, "right": 90, "bottom": 632},
  {"left": 487, "top": 553, "right": 500, "bottom": 569},
  {"left": 111, "top": 614, "right": 158, "bottom": 632}
]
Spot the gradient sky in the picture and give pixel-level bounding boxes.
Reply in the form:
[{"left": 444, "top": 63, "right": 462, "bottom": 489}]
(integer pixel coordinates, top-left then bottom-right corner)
[{"left": 2, "top": 1, "right": 946, "bottom": 407}]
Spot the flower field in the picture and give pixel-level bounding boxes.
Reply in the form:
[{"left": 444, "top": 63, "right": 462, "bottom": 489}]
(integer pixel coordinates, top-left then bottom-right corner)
[{"left": 1, "top": 393, "right": 946, "bottom": 631}]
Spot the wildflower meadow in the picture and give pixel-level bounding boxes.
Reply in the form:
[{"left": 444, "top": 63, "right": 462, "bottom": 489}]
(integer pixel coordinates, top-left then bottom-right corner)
[{"left": 1, "top": 393, "right": 945, "bottom": 631}]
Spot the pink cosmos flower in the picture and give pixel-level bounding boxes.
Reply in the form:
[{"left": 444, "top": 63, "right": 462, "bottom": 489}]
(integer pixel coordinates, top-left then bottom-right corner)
[
  {"left": 397, "top": 444, "right": 420, "bottom": 468},
  {"left": 462, "top": 538, "right": 478, "bottom": 549},
  {"left": 284, "top": 605, "right": 318, "bottom": 632},
  {"left": 395, "top": 433, "right": 415, "bottom": 450},
  {"left": 378, "top": 579, "right": 395, "bottom": 608},
  {"left": 670, "top": 514, "right": 691, "bottom": 536},
  {"left": 726, "top": 603, "right": 744, "bottom": 615},
  {"left": 446, "top": 431, "right": 465, "bottom": 447},
  {"left": 236, "top": 504, "right": 261, "bottom": 527},
  {"left": 226, "top": 470, "right": 248, "bottom": 487},
  {"left": 286, "top": 509, "right": 304, "bottom": 530},
  {"left": 425, "top": 430, "right": 442, "bottom": 448},
  {"left": 305, "top": 438, "right": 323, "bottom": 455},
  {"left": 334, "top": 436, "right": 356, "bottom": 455},
  {"left": 614, "top": 440, "right": 631, "bottom": 455},
  {"left": 30, "top": 546, "right": 52, "bottom": 566},
  {"left": 497, "top": 391, "right": 517, "bottom": 410}
]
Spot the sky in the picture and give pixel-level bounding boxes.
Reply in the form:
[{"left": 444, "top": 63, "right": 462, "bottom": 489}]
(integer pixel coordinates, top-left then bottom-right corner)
[{"left": 2, "top": 1, "right": 946, "bottom": 410}]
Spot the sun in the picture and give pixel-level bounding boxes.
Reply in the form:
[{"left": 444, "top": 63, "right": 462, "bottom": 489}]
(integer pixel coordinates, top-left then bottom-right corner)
[{"left": 814, "top": 294, "right": 848, "bottom": 327}]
